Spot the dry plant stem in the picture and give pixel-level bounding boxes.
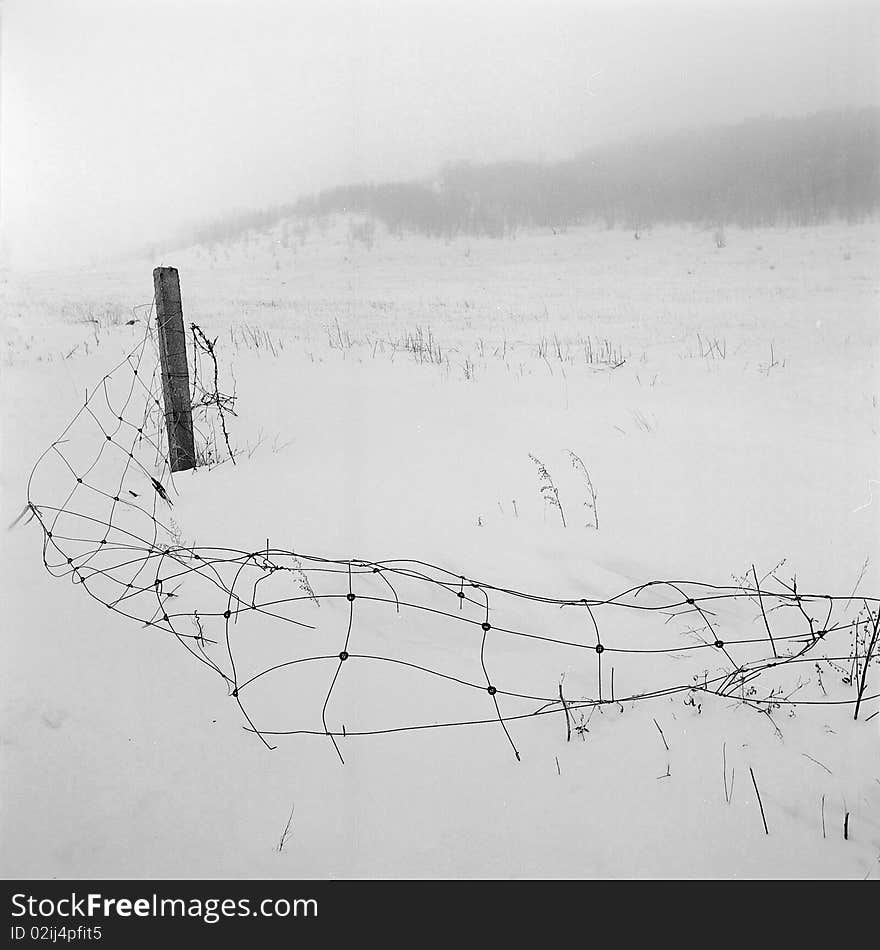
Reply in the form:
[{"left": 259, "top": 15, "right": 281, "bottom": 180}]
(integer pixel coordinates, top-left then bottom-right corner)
[
  {"left": 723, "top": 743, "right": 728, "bottom": 802},
  {"left": 653, "top": 718, "right": 669, "bottom": 751},
  {"left": 567, "top": 450, "right": 599, "bottom": 529},
  {"left": 191, "top": 323, "right": 236, "bottom": 464},
  {"left": 753, "top": 564, "right": 777, "bottom": 658},
  {"left": 558, "top": 683, "right": 572, "bottom": 742},
  {"left": 854, "top": 605, "right": 879, "bottom": 721},
  {"left": 276, "top": 803, "right": 295, "bottom": 852},
  {"left": 750, "top": 767, "right": 769, "bottom": 835},
  {"left": 529, "top": 454, "right": 566, "bottom": 527}
]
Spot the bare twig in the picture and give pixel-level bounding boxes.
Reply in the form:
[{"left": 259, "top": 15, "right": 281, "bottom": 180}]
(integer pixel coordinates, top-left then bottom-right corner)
[
  {"left": 753, "top": 564, "right": 777, "bottom": 658},
  {"left": 801, "top": 753, "right": 832, "bottom": 775},
  {"left": 653, "top": 718, "right": 669, "bottom": 751},
  {"left": 559, "top": 682, "right": 572, "bottom": 742},
  {"left": 749, "top": 767, "right": 769, "bottom": 835},
  {"left": 723, "top": 742, "right": 730, "bottom": 804},
  {"left": 854, "top": 605, "right": 879, "bottom": 721},
  {"left": 276, "top": 803, "right": 295, "bottom": 853}
]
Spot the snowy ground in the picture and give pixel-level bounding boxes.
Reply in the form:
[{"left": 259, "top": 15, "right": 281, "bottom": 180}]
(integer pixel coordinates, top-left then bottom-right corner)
[{"left": 1, "top": 220, "right": 879, "bottom": 879}]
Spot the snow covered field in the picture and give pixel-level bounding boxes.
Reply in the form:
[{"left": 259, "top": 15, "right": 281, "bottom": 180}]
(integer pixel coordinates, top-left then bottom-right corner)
[{"left": 2, "top": 220, "right": 878, "bottom": 879}]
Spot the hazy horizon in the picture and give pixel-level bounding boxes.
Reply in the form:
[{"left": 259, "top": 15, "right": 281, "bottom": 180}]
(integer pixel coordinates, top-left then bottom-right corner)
[{"left": 2, "top": 0, "right": 878, "bottom": 269}]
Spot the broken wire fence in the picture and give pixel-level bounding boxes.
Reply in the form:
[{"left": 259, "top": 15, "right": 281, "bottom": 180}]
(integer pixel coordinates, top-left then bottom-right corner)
[{"left": 26, "top": 316, "right": 880, "bottom": 761}]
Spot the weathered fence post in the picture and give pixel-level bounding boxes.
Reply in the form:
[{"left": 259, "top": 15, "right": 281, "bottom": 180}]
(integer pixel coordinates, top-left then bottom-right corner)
[{"left": 153, "top": 266, "right": 196, "bottom": 472}]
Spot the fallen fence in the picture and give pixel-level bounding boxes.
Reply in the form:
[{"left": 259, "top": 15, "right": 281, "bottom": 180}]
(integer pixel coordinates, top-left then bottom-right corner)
[{"left": 23, "top": 278, "right": 880, "bottom": 761}]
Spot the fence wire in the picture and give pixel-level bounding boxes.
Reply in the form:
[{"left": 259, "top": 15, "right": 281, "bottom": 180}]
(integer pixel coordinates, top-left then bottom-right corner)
[{"left": 25, "top": 310, "right": 880, "bottom": 761}]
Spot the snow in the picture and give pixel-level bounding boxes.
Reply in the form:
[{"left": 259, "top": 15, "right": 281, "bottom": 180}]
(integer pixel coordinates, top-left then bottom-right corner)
[{"left": 1, "top": 220, "right": 878, "bottom": 879}]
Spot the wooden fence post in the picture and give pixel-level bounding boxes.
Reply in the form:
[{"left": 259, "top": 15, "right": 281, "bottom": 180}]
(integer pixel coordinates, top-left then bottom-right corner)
[{"left": 153, "top": 266, "right": 196, "bottom": 472}]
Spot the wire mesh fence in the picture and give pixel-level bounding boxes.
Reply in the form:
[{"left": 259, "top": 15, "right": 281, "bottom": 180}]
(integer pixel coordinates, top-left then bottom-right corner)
[{"left": 24, "top": 308, "right": 880, "bottom": 761}]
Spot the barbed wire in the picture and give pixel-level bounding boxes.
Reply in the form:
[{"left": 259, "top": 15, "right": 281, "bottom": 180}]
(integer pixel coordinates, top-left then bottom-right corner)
[{"left": 24, "top": 306, "right": 880, "bottom": 762}]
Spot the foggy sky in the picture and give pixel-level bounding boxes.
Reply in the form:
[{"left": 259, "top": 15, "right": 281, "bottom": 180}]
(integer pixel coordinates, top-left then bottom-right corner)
[{"left": 1, "top": 0, "right": 878, "bottom": 269}]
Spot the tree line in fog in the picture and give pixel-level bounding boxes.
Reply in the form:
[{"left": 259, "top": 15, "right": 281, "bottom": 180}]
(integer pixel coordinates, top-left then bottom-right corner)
[{"left": 186, "top": 108, "right": 880, "bottom": 247}]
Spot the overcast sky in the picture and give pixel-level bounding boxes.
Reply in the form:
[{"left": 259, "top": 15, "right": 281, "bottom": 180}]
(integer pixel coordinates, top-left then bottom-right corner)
[{"left": 1, "top": 0, "right": 878, "bottom": 268}]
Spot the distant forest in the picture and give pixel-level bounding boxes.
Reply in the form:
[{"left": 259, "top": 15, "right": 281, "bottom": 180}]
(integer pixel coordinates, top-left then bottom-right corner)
[{"left": 188, "top": 109, "right": 880, "bottom": 246}]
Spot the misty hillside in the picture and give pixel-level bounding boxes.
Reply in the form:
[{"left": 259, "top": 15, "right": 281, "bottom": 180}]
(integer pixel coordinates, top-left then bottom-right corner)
[{"left": 184, "top": 109, "right": 880, "bottom": 250}]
